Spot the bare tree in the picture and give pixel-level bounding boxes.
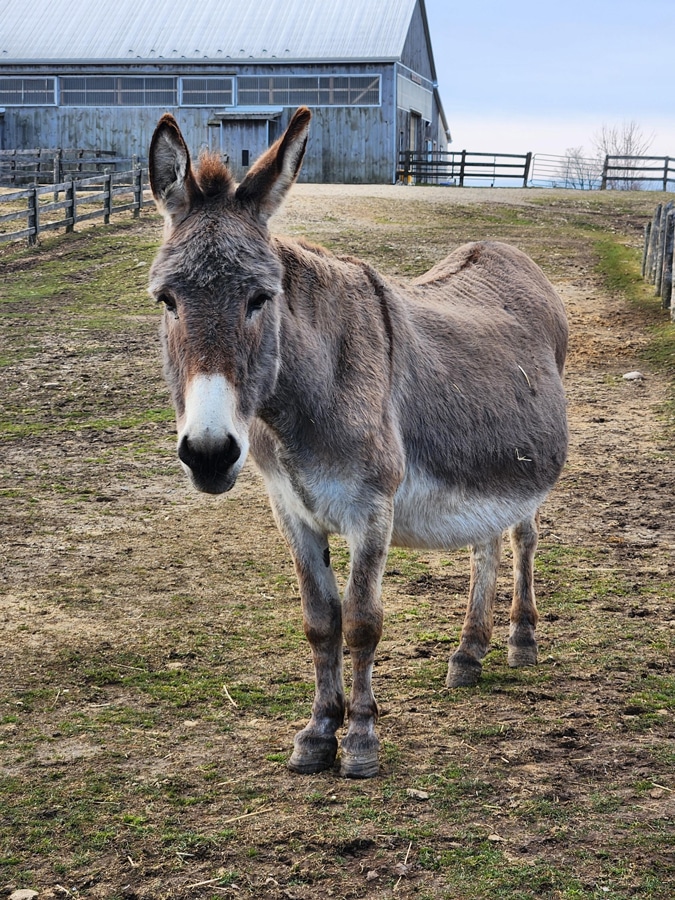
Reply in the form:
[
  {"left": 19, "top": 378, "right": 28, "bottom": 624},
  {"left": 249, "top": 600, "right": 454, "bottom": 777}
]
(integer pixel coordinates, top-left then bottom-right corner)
[
  {"left": 557, "top": 146, "right": 602, "bottom": 190},
  {"left": 593, "top": 121, "right": 654, "bottom": 189}
]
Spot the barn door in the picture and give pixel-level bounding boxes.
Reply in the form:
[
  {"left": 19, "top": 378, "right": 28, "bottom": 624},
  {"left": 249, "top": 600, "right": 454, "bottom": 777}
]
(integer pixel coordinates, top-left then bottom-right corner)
[
  {"left": 407, "top": 112, "right": 422, "bottom": 184},
  {"left": 409, "top": 112, "right": 421, "bottom": 154},
  {"left": 221, "top": 121, "right": 270, "bottom": 181}
]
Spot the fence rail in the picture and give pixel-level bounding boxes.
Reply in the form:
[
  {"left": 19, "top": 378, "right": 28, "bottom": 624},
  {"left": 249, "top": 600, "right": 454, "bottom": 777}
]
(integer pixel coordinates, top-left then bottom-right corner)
[
  {"left": 0, "top": 167, "right": 152, "bottom": 245},
  {"left": 602, "top": 155, "right": 674, "bottom": 191},
  {"left": 0, "top": 148, "right": 140, "bottom": 186},
  {"left": 398, "top": 150, "right": 532, "bottom": 187},
  {"left": 642, "top": 201, "right": 675, "bottom": 319}
]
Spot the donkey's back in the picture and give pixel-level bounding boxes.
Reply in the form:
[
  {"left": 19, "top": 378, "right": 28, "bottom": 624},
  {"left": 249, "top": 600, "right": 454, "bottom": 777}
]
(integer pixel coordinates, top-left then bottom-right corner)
[{"left": 411, "top": 239, "right": 567, "bottom": 373}]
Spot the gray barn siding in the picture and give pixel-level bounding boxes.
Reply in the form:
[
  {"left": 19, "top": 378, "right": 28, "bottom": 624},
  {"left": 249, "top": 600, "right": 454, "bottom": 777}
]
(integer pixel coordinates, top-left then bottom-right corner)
[
  {"left": 302, "top": 64, "right": 396, "bottom": 183},
  {"left": 2, "top": 62, "right": 399, "bottom": 183},
  {"left": 397, "top": 2, "right": 447, "bottom": 158},
  {"left": 3, "top": 106, "right": 206, "bottom": 157},
  {"left": 400, "top": 1, "right": 434, "bottom": 82},
  {"left": 304, "top": 108, "right": 393, "bottom": 183},
  {"left": 3, "top": 104, "right": 396, "bottom": 183}
]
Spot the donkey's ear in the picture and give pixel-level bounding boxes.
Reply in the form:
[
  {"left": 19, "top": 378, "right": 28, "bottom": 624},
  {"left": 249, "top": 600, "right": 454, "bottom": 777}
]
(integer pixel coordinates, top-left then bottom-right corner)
[
  {"left": 235, "top": 107, "right": 311, "bottom": 221},
  {"left": 149, "top": 114, "right": 199, "bottom": 225}
]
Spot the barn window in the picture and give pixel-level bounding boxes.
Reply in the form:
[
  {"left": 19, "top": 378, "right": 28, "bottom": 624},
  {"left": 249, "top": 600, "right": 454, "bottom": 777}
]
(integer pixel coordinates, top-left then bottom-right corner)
[
  {"left": 60, "top": 76, "right": 177, "bottom": 106},
  {"left": 0, "top": 77, "right": 55, "bottom": 105},
  {"left": 180, "top": 77, "right": 234, "bottom": 106},
  {"left": 237, "top": 75, "right": 380, "bottom": 107}
]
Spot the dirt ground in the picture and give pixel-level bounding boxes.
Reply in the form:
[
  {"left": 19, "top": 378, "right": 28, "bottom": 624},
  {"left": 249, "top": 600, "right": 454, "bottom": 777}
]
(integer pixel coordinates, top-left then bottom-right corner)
[{"left": 0, "top": 186, "right": 674, "bottom": 899}]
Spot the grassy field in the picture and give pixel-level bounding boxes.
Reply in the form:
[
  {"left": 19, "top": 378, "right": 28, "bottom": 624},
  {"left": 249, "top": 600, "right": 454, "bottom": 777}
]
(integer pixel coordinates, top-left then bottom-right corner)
[{"left": 0, "top": 186, "right": 674, "bottom": 899}]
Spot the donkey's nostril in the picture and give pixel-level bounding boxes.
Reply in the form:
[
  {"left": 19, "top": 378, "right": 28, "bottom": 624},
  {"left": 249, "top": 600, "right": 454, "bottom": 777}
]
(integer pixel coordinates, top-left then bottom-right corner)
[
  {"left": 178, "top": 433, "right": 241, "bottom": 480},
  {"left": 178, "top": 434, "right": 198, "bottom": 470},
  {"left": 222, "top": 435, "right": 241, "bottom": 467}
]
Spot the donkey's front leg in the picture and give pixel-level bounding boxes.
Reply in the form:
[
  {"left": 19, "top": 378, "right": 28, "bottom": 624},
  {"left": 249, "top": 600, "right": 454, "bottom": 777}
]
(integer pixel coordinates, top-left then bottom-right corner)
[
  {"left": 283, "top": 521, "right": 345, "bottom": 775},
  {"left": 446, "top": 534, "right": 502, "bottom": 688},
  {"left": 340, "top": 513, "right": 392, "bottom": 778}
]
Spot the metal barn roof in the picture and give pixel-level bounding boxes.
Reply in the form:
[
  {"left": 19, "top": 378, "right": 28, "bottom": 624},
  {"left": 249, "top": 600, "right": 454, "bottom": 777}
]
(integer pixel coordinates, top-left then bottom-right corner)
[{"left": 0, "top": 0, "right": 422, "bottom": 62}]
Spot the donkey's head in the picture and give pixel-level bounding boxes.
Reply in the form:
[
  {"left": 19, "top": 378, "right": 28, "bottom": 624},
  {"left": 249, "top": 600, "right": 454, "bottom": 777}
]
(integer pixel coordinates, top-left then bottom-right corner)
[{"left": 148, "top": 108, "right": 311, "bottom": 493}]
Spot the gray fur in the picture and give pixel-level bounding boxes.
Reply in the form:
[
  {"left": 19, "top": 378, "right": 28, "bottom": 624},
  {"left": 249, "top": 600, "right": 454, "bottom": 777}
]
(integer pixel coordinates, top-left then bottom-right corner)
[{"left": 149, "top": 108, "right": 568, "bottom": 778}]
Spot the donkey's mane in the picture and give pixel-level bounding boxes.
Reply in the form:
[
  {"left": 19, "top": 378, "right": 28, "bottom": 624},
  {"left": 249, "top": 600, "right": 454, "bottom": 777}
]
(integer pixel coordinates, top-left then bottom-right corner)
[{"left": 195, "top": 152, "right": 235, "bottom": 199}]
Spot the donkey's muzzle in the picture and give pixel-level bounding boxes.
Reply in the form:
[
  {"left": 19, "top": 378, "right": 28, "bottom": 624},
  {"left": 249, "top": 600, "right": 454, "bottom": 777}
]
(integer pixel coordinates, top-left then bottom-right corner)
[{"left": 178, "top": 433, "right": 241, "bottom": 494}]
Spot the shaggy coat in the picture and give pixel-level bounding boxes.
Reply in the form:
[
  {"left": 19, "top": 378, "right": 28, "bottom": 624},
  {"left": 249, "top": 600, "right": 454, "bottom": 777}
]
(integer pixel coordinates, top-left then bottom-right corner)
[{"left": 149, "top": 108, "right": 568, "bottom": 777}]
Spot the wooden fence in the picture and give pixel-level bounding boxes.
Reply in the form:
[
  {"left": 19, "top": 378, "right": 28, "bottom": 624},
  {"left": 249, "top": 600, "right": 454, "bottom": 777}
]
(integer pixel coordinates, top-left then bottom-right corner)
[
  {"left": 398, "top": 150, "right": 674, "bottom": 191},
  {"left": 0, "top": 149, "right": 138, "bottom": 186},
  {"left": 601, "top": 156, "right": 674, "bottom": 191},
  {"left": 398, "top": 150, "right": 532, "bottom": 187},
  {"left": 0, "top": 167, "right": 152, "bottom": 245},
  {"left": 642, "top": 201, "right": 675, "bottom": 318}
]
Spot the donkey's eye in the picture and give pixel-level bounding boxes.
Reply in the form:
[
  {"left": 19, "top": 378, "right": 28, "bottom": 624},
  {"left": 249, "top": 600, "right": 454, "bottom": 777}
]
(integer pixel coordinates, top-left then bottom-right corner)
[
  {"left": 246, "top": 292, "right": 271, "bottom": 318},
  {"left": 156, "top": 292, "right": 178, "bottom": 316}
]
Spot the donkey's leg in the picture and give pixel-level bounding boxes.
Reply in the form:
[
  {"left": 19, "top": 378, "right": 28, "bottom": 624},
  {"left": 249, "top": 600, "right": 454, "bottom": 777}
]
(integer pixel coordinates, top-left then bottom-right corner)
[
  {"left": 340, "top": 514, "right": 392, "bottom": 779},
  {"left": 273, "top": 513, "right": 345, "bottom": 774},
  {"left": 507, "top": 513, "right": 539, "bottom": 667},
  {"left": 446, "top": 534, "right": 502, "bottom": 688}
]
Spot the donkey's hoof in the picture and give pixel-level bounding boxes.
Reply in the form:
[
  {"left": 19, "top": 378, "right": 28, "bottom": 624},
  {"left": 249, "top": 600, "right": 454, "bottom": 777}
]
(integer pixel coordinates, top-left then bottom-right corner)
[
  {"left": 288, "top": 733, "right": 338, "bottom": 775},
  {"left": 340, "top": 734, "right": 380, "bottom": 779},
  {"left": 507, "top": 639, "right": 538, "bottom": 668},
  {"left": 446, "top": 650, "right": 482, "bottom": 688},
  {"left": 340, "top": 749, "right": 380, "bottom": 779}
]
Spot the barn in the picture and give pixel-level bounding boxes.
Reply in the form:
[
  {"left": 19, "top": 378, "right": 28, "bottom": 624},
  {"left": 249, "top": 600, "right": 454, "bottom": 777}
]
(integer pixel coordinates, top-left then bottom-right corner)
[{"left": 0, "top": 0, "right": 450, "bottom": 184}]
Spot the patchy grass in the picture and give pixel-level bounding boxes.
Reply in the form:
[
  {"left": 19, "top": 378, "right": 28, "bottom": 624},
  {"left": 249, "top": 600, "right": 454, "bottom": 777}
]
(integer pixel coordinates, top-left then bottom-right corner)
[{"left": 593, "top": 232, "right": 675, "bottom": 435}]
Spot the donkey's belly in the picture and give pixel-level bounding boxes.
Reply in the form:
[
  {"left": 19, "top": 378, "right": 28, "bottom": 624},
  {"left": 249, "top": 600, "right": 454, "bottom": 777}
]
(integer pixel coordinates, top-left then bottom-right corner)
[{"left": 392, "top": 471, "right": 546, "bottom": 550}]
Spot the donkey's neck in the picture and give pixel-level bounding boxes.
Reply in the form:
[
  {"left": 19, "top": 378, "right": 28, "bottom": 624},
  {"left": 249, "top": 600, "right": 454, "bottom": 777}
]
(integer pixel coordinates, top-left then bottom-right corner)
[{"left": 258, "top": 236, "right": 394, "bottom": 444}]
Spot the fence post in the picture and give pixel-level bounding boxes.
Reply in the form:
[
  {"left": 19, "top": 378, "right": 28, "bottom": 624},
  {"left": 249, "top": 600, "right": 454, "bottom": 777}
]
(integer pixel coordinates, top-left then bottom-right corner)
[
  {"left": 459, "top": 150, "right": 466, "bottom": 187},
  {"left": 27, "top": 184, "right": 39, "bottom": 246},
  {"left": 647, "top": 204, "right": 663, "bottom": 283},
  {"left": 133, "top": 166, "right": 143, "bottom": 218},
  {"left": 403, "top": 151, "right": 412, "bottom": 184},
  {"left": 641, "top": 222, "right": 651, "bottom": 277},
  {"left": 660, "top": 210, "right": 675, "bottom": 309},
  {"left": 600, "top": 155, "right": 609, "bottom": 190},
  {"left": 663, "top": 157, "right": 670, "bottom": 193},
  {"left": 53, "top": 149, "right": 62, "bottom": 201},
  {"left": 103, "top": 170, "right": 113, "bottom": 224},
  {"left": 655, "top": 201, "right": 673, "bottom": 296},
  {"left": 522, "top": 152, "right": 532, "bottom": 187},
  {"left": 65, "top": 176, "right": 76, "bottom": 234}
]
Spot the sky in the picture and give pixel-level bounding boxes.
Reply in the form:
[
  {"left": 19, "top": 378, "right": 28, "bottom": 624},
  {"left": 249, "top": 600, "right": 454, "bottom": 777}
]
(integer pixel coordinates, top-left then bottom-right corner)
[{"left": 424, "top": 0, "right": 675, "bottom": 157}]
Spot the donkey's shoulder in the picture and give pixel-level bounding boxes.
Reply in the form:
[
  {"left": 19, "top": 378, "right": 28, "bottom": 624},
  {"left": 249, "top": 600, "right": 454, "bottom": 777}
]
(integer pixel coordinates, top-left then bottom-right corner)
[{"left": 274, "top": 234, "right": 335, "bottom": 262}]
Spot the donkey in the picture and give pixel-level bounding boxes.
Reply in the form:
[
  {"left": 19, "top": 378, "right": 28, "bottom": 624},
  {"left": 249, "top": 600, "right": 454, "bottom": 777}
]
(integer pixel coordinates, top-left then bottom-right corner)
[{"left": 148, "top": 108, "right": 568, "bottom": 778}]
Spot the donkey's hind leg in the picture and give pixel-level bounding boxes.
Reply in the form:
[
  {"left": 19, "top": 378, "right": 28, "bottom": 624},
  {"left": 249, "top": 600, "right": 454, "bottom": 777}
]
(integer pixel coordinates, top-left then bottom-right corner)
[
  {"left": 507, "top": 513, "right": 539, "bottom": 667},
  {"left": 446, "top": 534, "right": 502, "bottom": 688}
]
